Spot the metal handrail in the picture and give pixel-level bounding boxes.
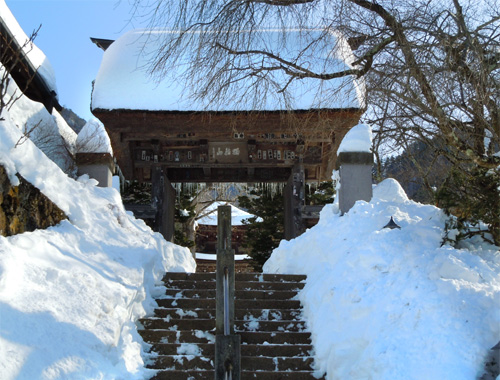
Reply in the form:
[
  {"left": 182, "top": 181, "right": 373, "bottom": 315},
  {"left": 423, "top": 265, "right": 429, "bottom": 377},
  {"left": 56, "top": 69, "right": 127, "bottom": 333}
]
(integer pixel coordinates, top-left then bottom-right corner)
[
  {"left": 224, "top": 266, "right": 230, "bottom": 336},
  {"left": 215, "top": 205, "right": 240, "bottom": 380}
]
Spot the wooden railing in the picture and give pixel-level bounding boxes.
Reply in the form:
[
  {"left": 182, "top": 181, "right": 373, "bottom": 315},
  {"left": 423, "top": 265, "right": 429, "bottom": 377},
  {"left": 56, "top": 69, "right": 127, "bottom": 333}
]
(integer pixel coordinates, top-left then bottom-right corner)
[{"left": 215, "top": 206, "right": 241, "bottom": 380}]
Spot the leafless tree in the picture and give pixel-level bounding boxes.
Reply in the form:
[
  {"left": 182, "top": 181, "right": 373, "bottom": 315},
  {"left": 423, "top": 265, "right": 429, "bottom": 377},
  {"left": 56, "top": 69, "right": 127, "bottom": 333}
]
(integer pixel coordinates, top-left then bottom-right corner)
[
  {"left": 1, "top": 27, "right": 77, "bottom": 175},
  {"left": 0, "top": 26, "right": 41, "bottom": 116},
  {"left": 175, "top": 183, "right": 246, "bottom": 252},
  {"left": 128, "top": 0, "right": 499, "bottom": 244}
]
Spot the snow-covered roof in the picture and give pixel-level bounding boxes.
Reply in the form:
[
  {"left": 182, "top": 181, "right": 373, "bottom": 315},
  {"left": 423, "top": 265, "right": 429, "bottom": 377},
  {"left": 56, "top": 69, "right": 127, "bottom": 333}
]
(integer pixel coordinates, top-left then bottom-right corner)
[
  {"left": 197, "top": 202, "right": 260, "bottom": 226},
  {"left": 92, "top": 29, "right": 365, "bottom": 112},
  {"left": 0, "top": 0, "right": 57, "bottom": 95},
  {"left": 76, "top": 118, "right": 113, "bottom": 155}
]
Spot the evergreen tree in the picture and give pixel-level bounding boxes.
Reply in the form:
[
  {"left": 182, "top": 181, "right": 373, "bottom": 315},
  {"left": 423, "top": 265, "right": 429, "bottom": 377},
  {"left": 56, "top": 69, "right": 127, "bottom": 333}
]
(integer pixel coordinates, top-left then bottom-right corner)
[
  {"left": 238, "top": 187, "right": 285, "bottom": 271},
  {"left": 238, "top": 181, "right": 335, "bottom": 270},
  {"left": 174, "top": 187, "right": 197, "bottom": 250},
  {"left": 306, "top": 181, "right": 335, "bottom": 205}
]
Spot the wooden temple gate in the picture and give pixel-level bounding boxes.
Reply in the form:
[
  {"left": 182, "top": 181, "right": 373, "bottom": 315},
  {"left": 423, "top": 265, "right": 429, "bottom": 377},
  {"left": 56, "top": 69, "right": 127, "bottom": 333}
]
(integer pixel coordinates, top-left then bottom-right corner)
[{"left": 92, "top": 108, "right": 362, "bottom": 241}]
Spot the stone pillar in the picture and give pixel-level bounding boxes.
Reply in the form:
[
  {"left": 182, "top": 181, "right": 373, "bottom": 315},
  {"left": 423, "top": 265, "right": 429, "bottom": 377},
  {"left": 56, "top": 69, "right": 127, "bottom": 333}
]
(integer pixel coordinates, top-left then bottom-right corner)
[
  {"left": 284, "top": 164, "right": 305, "bottom": 240},
  {"left": 337, "top": 152, "right": 373, "bottom": 215},
  {"left": 151, "top": 167, "right": 175, "bottom": 242},
  {"left": 76, "top": 152, "right": 114, "bottom": 187}
]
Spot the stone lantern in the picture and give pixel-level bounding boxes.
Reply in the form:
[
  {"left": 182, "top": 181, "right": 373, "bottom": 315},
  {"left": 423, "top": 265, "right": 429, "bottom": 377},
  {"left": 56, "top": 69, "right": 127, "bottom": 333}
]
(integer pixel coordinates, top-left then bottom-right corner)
[{"left": 75, "top": 119, "right": 114, "bottom": 187}]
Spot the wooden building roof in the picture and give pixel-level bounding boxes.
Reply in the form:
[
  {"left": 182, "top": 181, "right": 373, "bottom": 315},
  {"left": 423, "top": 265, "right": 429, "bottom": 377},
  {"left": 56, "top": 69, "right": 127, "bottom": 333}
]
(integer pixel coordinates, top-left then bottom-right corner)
[
  {"left": 0, "top": 9, "right": 60, "bottom": 113},
  {"left": 91, "top": 29, "right": 364, "bottom": 183}
]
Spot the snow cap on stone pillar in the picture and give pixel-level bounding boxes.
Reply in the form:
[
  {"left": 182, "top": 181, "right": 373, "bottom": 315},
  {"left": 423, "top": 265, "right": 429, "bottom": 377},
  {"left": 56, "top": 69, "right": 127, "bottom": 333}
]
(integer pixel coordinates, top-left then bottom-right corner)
[
  {"left": 75, "top": 118, "right": 114, "bottom": 187},
  {"left": 337, "top": 123, "right": 372, "bottom": 154},
  {"left": 336, "top": 123, "right": 373, "bottom": 215}
]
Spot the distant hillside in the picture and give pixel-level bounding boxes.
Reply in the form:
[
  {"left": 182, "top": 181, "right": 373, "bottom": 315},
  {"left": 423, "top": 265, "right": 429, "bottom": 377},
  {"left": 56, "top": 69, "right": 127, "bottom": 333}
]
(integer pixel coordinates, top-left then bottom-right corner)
[
  {"left": 379, "top": 140, "right": 450, "bottom": 204},
  {"left": 60, "top": 107, "right": 86, "bottom": 133}
]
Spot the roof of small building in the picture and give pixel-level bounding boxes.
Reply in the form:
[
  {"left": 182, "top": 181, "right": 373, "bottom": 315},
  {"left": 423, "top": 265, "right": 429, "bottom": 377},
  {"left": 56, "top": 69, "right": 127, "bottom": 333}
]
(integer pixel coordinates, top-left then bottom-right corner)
[
  {"left": 197, "top": 202, "right": 261, "bottom": 227},
  {"left": 0, "top": 0, "right": 58, "bottom": 96},
  {"left": 76, "top": 118, "right": 113, "bottom": 155},
  {"left": 91, "top": 28, "right": 365, "bottom": 113}
]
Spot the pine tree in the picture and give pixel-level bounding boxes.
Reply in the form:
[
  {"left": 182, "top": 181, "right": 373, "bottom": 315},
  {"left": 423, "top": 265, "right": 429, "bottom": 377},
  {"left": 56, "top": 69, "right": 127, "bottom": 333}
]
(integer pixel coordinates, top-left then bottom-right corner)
[{"left": 238, "top": 187, "right": 285, "bottom": 271}]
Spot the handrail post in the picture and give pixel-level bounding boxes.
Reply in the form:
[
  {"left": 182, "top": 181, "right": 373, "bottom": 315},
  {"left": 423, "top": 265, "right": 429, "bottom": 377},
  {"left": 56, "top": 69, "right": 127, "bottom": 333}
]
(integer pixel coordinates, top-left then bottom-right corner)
[{"left": 215, "top": 206, "right": 241, "bottom": 380}]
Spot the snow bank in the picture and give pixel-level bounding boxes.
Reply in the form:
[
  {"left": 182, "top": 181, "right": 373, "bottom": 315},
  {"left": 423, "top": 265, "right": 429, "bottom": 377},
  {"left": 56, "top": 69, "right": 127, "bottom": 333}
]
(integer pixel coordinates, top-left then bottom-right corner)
[
  {"left": 0, "top": 64, "right": 75, "bottom": 173},
  {"left": 0, "top": 91, "right": 195, "bottom": 379},
  {"left": 0, "top": 0, "right": 57, "bottom": 94},
  {"left": 264, "top": 178, "right": 500, "bottom": 380},
  {"left": 92, "top": 29, "right": 363, "bottom": 112}
]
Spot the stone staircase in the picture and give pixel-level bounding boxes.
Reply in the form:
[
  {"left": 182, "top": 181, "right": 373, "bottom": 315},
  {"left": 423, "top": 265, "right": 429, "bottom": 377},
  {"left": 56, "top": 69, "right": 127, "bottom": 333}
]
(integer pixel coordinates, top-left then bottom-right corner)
[{"left": 139, "top": 272, "right": 324, "bottom": 379}]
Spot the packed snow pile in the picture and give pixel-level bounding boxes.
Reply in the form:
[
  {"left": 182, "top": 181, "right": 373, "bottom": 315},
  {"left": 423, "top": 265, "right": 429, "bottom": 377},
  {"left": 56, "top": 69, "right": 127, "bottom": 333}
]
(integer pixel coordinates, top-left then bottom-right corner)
[
  {"left": 0, "top": 64, "right": 76, "bottom": 174},
  {"left": 0, "top": 81, "right": 195, "bottom": 379},
  {"left": 264, "top": 178, "right": 500, "bottom": 380}
]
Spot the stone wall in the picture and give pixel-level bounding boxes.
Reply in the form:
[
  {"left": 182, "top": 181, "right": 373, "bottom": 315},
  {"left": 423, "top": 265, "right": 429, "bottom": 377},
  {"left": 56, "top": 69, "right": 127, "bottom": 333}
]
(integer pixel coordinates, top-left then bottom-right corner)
[{"left": 0, "top": 165, "right": 66, "bottom": 236}]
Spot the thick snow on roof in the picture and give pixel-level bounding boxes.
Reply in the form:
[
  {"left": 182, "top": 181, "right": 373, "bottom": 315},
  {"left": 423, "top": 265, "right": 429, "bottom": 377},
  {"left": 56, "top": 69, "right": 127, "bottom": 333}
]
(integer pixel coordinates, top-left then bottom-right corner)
[
  {"left": 92, "top": 29, "right": 364, "bottom": 112},
  {"left": 1, "top": 64, "right": 74, "bottom": 172},
  {"left": 76, "top": 118, "right": 113, "bottom": 154},
  {"left": 197, "top": 202, "right": 260, "bottom": 226},
  {"left": 0, "top": 0, "right": 57, "bottom": 95}
]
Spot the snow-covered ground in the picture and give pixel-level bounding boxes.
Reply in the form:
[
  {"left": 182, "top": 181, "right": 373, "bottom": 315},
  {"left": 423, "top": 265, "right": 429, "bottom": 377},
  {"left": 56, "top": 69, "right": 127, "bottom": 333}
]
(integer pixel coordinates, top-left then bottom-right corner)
[
  {"left": 264, "top": 178, "right": 500, "bottom": 380},
  {"left": 0, "top": 68, "right": 195, "bottom": 379}
]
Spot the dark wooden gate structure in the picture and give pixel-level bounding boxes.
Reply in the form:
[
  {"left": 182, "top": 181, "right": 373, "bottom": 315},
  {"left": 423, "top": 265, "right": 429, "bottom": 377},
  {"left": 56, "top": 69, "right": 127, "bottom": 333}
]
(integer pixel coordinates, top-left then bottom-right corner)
[{"left": 92, "top": 109, "right": 361, "bottom": 240}]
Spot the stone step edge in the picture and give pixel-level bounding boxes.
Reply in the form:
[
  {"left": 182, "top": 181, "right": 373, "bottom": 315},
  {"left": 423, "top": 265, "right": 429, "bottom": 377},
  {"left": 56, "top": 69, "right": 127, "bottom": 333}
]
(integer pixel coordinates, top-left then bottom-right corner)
[
  {"left": 163, "top": 273, "right": 307, "bottom": 281},
  {"left": 153, "top": 307, "right": 303, "bottom": 314},
  {"left": 140, "top": 318, "right": 305, "bottom": 323},
  {"left": 162, "top": 280, "right": 305, "bottom": 286}
]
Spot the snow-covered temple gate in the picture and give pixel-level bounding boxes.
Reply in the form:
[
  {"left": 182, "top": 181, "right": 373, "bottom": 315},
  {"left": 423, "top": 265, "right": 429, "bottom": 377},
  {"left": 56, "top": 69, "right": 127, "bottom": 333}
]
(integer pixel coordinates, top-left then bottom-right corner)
[{"left": 90, "top": 29, "right": 365, "bottom": 241}]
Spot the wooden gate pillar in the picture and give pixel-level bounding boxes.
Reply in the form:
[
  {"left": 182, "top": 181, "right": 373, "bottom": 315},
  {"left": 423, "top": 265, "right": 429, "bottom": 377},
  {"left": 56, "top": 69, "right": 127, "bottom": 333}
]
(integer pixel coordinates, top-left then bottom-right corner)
[
  {"left": 284, "top": 164, "right": 306, "bottom": 240},
  {"left": 151, "top": 166, "right": 175, "bottom": 242}
]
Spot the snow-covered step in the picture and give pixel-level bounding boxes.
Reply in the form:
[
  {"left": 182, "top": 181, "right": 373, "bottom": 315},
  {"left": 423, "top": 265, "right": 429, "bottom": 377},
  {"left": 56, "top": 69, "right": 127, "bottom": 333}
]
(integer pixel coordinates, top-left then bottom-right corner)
[
  {"left": 140, "top": 317, "right": 307, "bottom": 332},
  {"left": 156, "top": 297, "right": 302, "bottom": 310},
  {"left": 153, "top": 307, "right": 301, "bottom": 321},
  {"left": 148, "top": 355, "right": 316, "bottom": 371},
  {"left": 141, "top": 329, "right": 313, "bottom": 345},
  {"left": 149, "top": 342, "right": 315, "bottom": 357},
  {"left": 165, "top": 279, "right": 305, "bottom": 291},
  {"left": 163, "top": 272, "right": 307, "bottom": 282},
  {"left": 150, "top": 370, "right": 323, "bottom": 380},
  {"left": 163, "top": 288, "right": 299, "bottom": 299}
]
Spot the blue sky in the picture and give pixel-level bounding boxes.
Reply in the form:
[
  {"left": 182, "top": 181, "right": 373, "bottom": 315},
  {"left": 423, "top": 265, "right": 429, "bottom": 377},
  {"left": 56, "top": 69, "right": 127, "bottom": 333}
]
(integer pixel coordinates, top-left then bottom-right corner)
[{"left": 5, "top": 0, "right": 149, "bottom": 121}]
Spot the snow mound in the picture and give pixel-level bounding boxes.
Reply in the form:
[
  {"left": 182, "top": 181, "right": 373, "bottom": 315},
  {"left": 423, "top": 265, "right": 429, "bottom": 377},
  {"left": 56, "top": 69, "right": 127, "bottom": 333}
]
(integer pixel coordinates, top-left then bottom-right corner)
[
  {"left": 373, "top": 178, "right": 409, "bottom": 203},
  {"left": 0, "top": 64, "right": 75, "bottom": 173},
  {"left": 264, "top": 180, "right": 500, "bottom": 380}
]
